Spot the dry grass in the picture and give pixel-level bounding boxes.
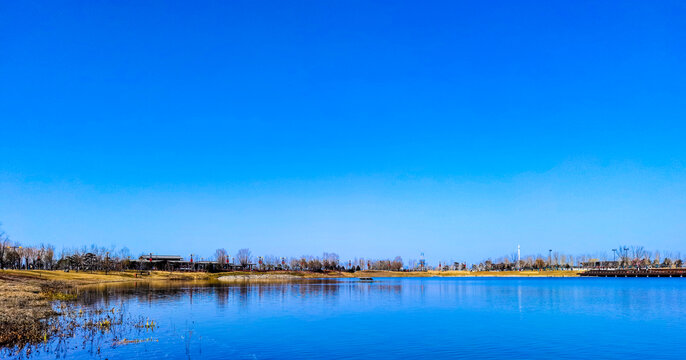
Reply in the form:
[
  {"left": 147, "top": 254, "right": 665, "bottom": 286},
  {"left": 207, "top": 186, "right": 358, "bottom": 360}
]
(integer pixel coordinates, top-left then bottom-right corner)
[
  {"left": 0, "top": 269, "right": 212, "bottom": 284},
  {"left": 0, "top": 270, "right": 158, "bottom": 348},
  {"left": 0, "top": 273, "right": 70, "bottom": 347}
]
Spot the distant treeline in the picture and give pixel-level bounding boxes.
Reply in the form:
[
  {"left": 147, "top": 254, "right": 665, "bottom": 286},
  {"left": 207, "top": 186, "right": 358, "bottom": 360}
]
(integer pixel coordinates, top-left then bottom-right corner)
[
  {"left": 1, "top": 229, "right": 684, "bottom": 272},
  {"left": 469, "top": 246, "right": 684, "bottom": 271}
]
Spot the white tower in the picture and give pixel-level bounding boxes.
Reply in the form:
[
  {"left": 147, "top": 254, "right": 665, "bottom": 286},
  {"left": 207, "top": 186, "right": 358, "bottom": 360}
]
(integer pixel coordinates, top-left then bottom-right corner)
[{"left": 517, "top": 245, "right": 521, "bottom": 270}]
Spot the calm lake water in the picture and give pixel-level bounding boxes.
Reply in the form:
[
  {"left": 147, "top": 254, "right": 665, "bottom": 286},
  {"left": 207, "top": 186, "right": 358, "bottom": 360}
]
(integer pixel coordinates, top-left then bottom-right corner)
[{"left": 8, "top": 277, "right": 686, "bottom": 359}]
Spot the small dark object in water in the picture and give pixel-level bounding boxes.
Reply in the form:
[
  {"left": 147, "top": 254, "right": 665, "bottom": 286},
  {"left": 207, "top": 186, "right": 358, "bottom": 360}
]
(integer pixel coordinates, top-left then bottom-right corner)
[{"left": 358, "top": 277, "right": 373, "bottom": 281}]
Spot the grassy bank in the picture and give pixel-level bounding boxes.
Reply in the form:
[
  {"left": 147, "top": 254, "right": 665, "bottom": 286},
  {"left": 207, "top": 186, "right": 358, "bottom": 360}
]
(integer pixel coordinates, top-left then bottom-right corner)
[
  {"left": 0, "top": 273, "right": 71, "bottom": 347},
  {"left": 0, "top": 268, "right": 581, "bottom": 285},
  {"left": 0, "top": 269, "right": 212, "bottom": 348}
]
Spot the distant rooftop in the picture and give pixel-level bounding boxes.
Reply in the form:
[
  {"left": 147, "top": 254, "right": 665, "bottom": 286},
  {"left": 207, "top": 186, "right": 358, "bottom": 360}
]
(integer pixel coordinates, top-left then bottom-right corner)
[{"left": 137, "top": 255, "right": 183, "bottom": 261}]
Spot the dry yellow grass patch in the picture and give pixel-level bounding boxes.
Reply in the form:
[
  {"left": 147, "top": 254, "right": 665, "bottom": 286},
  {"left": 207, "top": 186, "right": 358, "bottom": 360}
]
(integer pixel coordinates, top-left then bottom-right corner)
[{"left": 0, "top": 273, "right": 67, "bottom": 346}]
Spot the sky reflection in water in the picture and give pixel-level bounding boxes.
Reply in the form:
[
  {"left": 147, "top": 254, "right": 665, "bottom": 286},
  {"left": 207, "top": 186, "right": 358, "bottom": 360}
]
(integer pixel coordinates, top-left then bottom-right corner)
[{"left": 9, "top": 278, "right": 686, "bottom": 359}]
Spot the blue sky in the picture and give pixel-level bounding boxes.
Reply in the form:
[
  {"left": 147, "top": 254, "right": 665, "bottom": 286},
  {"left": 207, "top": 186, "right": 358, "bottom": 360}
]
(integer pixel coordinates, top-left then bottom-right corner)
[{"left": 1, "top": 1, "right": 685, "bottom": 264}]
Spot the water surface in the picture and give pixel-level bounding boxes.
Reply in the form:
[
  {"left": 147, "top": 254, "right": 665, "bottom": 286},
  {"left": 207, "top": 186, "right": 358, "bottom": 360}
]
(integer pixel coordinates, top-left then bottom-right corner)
[{"left": 9, "top": 278, "right": 686, "bottom": 359}]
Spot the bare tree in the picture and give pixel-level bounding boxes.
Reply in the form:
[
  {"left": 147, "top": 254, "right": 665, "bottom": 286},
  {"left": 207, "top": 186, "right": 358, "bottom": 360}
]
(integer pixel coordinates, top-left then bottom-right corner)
[
  {"left": 552, "top": 252, "right": 560, "bottom": 268},
  {"left": 391, "top": 256, "right": 403, "bottom": 271},
  {"left": 215, "top": 248, "right": 228, "bottom": 264},
  {"left": 237, "top": 248, "right": 252, "bottom": 267},
  {"left": 307, "top": 256, "right": 323, "bottom": 271},
  {"left": 617, "top": 245, "right": 630, "bottom": 267},
  {"left": 631, "top": 246, "right": 646, "bottom": 260},
  {"left": 6, "top": 248, "right": 20, "bottom": 269},
  {"left": 0, "top": 231, "right": 10, "bottom": 269},
  {"left": 264, "top": 255, "right": 278, "bottom": 270},
  {"left": 509, "top": 252, "right": 518, "bottom": 265},
  {"left": 289, "top": 257, "right": 300, "bottom": 270},
  {"left": 322, "top": 252, "right": 340, "bottom": 270},
  {"left": 118, "top": 247, "right": 132, "bottom": 260}
]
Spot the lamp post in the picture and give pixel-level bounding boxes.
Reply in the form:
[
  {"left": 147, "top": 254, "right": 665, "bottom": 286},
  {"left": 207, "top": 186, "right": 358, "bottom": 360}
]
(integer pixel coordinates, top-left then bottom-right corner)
[{"left": 548, "top": 249, "right": 552, "bottom": 270}]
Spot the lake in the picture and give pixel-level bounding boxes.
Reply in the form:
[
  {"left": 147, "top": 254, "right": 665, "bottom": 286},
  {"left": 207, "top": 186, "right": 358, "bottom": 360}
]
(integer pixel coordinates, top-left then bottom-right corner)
[{"left": 6, "top": 277, "right": 686, "bottom": 359}]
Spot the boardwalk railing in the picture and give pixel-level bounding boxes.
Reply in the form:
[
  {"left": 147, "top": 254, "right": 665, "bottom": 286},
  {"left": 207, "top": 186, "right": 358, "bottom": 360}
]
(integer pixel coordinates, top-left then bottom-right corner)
[{"left": 580, "top": 269, "right": 686, "bottom": 277}]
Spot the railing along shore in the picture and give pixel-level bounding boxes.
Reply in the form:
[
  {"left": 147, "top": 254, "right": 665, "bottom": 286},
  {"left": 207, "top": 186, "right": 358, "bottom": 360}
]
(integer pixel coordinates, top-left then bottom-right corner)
[{"left": 580, "top": 269, "right": 686, "bottom": 277}]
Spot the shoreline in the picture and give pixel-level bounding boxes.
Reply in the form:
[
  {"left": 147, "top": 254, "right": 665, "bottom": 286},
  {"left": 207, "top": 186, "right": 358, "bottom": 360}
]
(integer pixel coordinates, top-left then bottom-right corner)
[{"left": 0, "top": 268, "right": 582, "bottom": 285}]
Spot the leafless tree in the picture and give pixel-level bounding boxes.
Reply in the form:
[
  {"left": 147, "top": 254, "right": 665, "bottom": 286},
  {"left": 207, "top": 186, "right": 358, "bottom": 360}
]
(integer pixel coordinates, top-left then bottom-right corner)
[
  {"left": 237, "top": 248, "right": 252, "bottom": 267},
  {"left": 0, "top": 231, "right": 11, "bottom": 269},
  {"left": 322, "top": 252, "right": 340, "bottom": 270},
  {"left": 390, "top": 256, "right": 403, "bottom": 271},
  {"left": 509, "top": 252, "right": 518, "bottom": 265},
  {"left": 631, "top": 246, "right": 646, "bottom": 260},
  {"left": 118, "top": 247, "right": 132, "bottom": 260},
  {"left": 310, "top": 257, "right": 323, "bottom": 271},
  {"left": 215, "top": 248, "right": 228, "bottom": 264},
  {"left": 264, "top": 255, "right": 278, "bottom": 270}
]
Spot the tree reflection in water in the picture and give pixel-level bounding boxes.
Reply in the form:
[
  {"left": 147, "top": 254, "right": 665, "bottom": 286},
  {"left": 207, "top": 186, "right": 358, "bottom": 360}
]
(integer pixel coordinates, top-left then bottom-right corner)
[{"left": 1, "top": 279, "right": 404, "bottom": 359}]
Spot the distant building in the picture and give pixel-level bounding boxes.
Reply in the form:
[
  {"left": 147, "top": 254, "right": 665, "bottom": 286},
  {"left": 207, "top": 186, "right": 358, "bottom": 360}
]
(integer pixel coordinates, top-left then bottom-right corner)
[
  {"left": 132, "top": 254, "right": 253, "bottom": 271},
  {"left": 581, "top": 260, "right": 619, "bottom": 269},
  {"left": 137, "top": 255, "right": 183, "bottom": 262}
]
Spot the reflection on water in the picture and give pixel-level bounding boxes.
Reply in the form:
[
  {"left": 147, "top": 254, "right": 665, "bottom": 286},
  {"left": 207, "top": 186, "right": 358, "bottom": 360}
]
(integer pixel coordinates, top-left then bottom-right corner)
[
  {"left": 3, "top": 278, "right": 686, "bottom": 359},
  {"left": 76, "top": 279, "right": 403, "bottom": 309}
]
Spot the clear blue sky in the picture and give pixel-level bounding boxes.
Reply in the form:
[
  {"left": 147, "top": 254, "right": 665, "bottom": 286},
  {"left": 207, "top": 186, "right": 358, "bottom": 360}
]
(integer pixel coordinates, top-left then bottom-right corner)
[{"left": 1, "top": 1, "right": 685, "bottom": 264}]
